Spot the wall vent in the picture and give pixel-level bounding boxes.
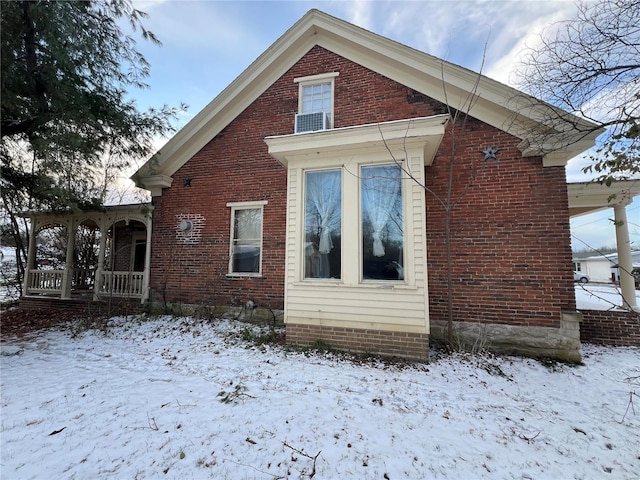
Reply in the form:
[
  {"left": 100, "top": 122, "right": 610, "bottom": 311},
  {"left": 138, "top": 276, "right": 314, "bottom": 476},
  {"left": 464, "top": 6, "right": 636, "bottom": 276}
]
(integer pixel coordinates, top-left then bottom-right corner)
[{"left": 295, "top": 112, "right": 329, "bottom": 133}]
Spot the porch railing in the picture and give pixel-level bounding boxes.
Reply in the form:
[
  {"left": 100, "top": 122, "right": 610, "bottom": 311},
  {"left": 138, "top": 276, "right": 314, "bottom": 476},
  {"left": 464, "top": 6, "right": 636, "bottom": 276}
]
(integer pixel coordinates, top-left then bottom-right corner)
[
  {"left": 99, "top": 271, "right": 145, "bottom": 298},
  {"left": 73, "top": 268, "right": 96, "bottom": 290},
  {"left": 26, "top": 269, "right": 145, "bottom": 299},
  {"left": 26, "top": 269, "right": 64, "bottom": 293}
]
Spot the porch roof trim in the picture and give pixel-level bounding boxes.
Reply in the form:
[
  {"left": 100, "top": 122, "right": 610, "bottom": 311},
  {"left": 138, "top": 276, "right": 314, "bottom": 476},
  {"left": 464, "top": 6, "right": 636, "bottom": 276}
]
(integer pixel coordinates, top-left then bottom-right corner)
[
  {"left": 18, "top": 203, "right": 153, "bottom": 229},
  {"left": 567, "top": 180, "right": 640, "bottom": 218}
]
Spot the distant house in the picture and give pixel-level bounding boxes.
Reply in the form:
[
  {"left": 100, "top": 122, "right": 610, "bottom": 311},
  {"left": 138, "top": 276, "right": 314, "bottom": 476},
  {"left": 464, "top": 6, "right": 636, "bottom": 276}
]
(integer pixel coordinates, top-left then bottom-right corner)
[
  {"left": 22, "top": 10, "right": 640, "bottom": 360},
  {"left": 574, "top": 251, "right": 640, "bottom": 283}
]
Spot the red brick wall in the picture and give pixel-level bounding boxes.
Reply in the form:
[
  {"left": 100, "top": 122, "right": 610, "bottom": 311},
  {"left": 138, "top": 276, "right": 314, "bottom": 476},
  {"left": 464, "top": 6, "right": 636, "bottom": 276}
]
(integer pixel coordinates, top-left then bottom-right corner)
[
  {"left": 580, "top": 309, "right": 640, "bottom": 346},
  {"left": 425, "top": 118, "right": 575, "bottom": 329},
  {"left": 19, "top": 297, "right": 144, "bottom": 316},
  {"left": 150, "top": 46, "right": 576, "bottom": 328}
]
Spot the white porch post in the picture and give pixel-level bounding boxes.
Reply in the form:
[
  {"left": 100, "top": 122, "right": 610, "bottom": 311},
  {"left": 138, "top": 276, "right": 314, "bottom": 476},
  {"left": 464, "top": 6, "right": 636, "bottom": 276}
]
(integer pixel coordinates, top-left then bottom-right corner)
[
  {"left": 93, "top": 219, "right": 108, "bottom": 300},
  {"left": 141, "top": 213, "right": 153, "bottom": 303},
  {"left": 22, "top": 218, "right": 38, "bottom": 295},
  {"left": 61, "top": 219, "right": 76, "bottom": 299},
  {"left": 613, "top": 198, "right": 636, "bottom": 310}
]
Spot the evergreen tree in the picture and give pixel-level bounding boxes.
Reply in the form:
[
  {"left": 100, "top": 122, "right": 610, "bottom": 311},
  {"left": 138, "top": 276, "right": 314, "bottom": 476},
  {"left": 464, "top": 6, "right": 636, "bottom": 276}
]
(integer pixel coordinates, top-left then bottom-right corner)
[{"left": 0, "top": 0, "right": 183, "bottom": 292}]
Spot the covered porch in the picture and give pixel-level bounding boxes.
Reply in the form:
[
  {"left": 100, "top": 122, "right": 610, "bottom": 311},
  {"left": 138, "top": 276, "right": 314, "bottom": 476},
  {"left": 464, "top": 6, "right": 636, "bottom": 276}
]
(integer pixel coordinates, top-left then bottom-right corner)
[
  {"left": 21, "top": 204, "right": 152, "bottom": 304},
  {"left": 568, "top": 180, "right": 640, "bottom": 310}
]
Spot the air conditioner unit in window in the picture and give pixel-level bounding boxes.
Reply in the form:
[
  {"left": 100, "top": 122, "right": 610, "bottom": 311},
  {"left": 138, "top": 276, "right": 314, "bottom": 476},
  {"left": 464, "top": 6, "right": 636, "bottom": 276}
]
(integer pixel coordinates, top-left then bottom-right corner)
[{"left": 295, "top": 112, "right": 329, "bottom": 133}]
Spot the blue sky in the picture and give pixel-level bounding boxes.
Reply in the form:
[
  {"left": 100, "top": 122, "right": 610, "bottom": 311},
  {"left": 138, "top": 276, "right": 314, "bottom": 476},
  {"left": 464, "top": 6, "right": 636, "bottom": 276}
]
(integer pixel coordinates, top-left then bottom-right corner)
[{"left": 126, "top": 0, "right": 638, "bottom": 250}]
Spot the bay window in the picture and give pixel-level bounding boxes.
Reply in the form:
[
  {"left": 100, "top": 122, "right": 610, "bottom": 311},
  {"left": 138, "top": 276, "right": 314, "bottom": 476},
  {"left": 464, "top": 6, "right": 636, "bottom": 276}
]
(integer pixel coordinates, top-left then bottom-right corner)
[
  {"left": 266, "top": 115, "right": 447, "bottom": 338},
  {"left": 300, "top": 163, "right": 404, "bottom": 283}
]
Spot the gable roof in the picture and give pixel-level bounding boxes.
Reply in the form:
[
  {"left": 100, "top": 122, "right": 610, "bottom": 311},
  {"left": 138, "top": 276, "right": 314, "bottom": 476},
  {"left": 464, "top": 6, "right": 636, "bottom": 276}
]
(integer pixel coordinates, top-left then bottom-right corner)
[{"left": 133, "top": 9, "right": 603, "bottom": 191}]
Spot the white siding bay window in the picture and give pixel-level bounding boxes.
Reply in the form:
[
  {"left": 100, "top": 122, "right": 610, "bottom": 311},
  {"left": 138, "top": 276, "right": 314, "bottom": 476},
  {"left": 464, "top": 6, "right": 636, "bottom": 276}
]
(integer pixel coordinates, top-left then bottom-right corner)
[{"left": 265, "top": 116, "right": 448, "bottom": 336}]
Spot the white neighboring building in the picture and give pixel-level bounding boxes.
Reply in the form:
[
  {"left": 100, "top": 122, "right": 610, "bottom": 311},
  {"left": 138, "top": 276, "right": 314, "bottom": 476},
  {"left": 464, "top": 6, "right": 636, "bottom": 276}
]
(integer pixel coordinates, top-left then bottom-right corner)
[{"left": 573, "top": 251, "right": 640, "bottom": 283}]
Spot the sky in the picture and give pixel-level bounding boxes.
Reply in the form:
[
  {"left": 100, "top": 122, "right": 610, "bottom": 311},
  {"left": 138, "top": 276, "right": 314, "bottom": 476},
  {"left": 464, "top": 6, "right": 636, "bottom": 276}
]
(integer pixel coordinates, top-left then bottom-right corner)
[
  {"left": 122, "top": 0, "right": 639, "bottom": 251},
  {"left": 1, "top": 311, "right": 638, "bottom": 478}
]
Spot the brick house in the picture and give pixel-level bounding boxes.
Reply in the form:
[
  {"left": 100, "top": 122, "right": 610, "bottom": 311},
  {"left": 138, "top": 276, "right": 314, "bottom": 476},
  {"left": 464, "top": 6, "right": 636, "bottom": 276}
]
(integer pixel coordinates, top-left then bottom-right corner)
[
  {"left": 26, "top": 9, "right": 622, "bottom": 359},
  {"left": 125, "top": 9, "right": 610, "bottom": 361}
]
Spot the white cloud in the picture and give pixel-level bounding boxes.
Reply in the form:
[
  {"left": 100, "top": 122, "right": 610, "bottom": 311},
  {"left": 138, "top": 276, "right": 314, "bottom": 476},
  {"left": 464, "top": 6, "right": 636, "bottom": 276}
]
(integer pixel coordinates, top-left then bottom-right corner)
[
  {"left": 132, "top": 0, "right": 169, "bottom": 12},
  {"left": 341, "top": 0, "right": 374, "bottom": 30},
  {"left": 332, "top": 1, "right": 579, "bottom": 87},
  {"left": 479, "top": 2, "right": 578, "bottom": 85},
  {"left": 571, "top": 213, "right": 619, "bottom": 250}
]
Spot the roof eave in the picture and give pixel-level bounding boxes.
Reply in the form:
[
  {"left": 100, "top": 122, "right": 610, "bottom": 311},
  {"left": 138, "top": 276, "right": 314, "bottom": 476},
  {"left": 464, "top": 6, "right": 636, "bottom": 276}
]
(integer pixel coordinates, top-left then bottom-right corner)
[{"left": 133, "top": 9, "right": 601, "bottom": 186}]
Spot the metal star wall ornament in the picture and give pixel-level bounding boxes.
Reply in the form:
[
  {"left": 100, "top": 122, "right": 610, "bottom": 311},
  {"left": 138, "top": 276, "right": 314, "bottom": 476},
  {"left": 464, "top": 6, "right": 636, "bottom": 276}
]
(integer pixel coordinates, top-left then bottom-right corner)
[{"left": 481, "top": 146, "right": 500, "bottom": 161}]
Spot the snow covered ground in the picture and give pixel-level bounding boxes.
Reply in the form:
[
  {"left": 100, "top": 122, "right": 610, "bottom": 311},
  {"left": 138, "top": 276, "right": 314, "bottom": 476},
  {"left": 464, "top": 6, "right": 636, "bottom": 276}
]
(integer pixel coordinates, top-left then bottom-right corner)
[
  {"left": 575, "top": 283, "right": 640, "bottom": 311},
  {"left": 1, "top": 316, "right": 638, "bottom": 479}
]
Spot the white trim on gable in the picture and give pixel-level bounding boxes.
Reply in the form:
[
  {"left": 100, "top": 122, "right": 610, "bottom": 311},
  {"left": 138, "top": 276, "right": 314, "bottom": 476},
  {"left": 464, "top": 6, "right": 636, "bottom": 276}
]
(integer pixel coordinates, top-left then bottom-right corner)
[
  {"left": 293, "top": 72, "right": 339, "bottom": 84},
  {"left": 133, "top": 9, "right": 602, "bottom": 195}
]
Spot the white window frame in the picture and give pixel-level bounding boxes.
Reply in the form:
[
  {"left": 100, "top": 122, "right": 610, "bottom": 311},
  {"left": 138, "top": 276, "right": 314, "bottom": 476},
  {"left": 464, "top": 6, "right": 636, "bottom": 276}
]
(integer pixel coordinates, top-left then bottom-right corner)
[
  {"left": 227, "top": 200, "right": 267, "bottom": 277},
  {"left": 359, "top": 163, "right": 406, "bottom": 283},
  {"left": 294, "top": 72, "right": 339, "bottom": 128},
  {"left": 296, "top": 156, "right": 409, "bottom": 287},
  {"left": 303, "top": 167, "right": 343, "bottom": 281}
]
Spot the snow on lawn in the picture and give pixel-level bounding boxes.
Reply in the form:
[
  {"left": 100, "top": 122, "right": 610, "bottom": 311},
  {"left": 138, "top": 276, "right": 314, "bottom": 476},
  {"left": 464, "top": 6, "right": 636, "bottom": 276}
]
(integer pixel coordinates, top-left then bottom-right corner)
[
  {"left": 1, "top": 317, "right": 639, "bottom": 480},
  {"left": 575, "top": 283, "right": 640, "bottom": 311}
]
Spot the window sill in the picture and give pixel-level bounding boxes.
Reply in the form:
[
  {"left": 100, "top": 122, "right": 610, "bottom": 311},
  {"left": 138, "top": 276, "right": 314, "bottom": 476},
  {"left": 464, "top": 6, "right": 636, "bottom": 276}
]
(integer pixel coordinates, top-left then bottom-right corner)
[
  {"left": 291, "top": 281, "right": 417, "bottom": 291},
  {"left": 226, "top": 273, "right": 263, "bottom": 279}
]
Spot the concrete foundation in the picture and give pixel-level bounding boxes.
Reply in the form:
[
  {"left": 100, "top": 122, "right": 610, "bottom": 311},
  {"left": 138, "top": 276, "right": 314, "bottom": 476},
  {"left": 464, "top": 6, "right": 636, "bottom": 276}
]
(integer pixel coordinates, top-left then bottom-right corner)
[{"left": 430, "top": 311, "right": 583, "bottom": 363}]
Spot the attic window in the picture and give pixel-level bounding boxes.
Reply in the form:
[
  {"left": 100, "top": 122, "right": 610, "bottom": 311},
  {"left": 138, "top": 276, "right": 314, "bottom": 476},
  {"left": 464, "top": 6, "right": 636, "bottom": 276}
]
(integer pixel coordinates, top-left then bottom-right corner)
[{"left": 294, "top": 72, "right": 338, "bottom": 133}]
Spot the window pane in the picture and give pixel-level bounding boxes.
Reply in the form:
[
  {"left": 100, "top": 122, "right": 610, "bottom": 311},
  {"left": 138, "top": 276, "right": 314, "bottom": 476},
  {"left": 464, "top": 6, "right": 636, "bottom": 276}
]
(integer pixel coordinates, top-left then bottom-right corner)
[
  {"left": 232, "top": 208, "right": 261, "bottom": 273},
  {"left": 361, "top": 165, "right": 404, "bottom": 280},
  {"left": 301, "top": 82, "right": 331, "bottom": 114},
  {"left": 304, "top": 169, "right": 341, "bottom": 279}
]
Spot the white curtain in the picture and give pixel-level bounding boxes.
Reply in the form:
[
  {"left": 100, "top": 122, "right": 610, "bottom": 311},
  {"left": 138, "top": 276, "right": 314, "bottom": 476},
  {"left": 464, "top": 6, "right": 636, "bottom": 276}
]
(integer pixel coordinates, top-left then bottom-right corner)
[
  {"left": 235, "top": 209, "right": 260, "bottom": 242},
  {"left": 306, "top": 170, "right": 341, "bottom": 254},
  {"left": 362, "top": 165, "right": 401, "bottom": 257}
]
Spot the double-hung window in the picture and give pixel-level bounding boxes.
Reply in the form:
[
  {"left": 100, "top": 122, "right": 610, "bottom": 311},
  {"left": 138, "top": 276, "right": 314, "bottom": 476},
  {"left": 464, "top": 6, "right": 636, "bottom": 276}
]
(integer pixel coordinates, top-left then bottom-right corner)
[
  {"left": 227, "top": 201, "right": 267, "bottom": 275},
  {"left": 294, "top": 72, "right": 338, "bottom": 132},
  {"left": 301, "top": 83, "right": 331, "bottom": 117}
]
